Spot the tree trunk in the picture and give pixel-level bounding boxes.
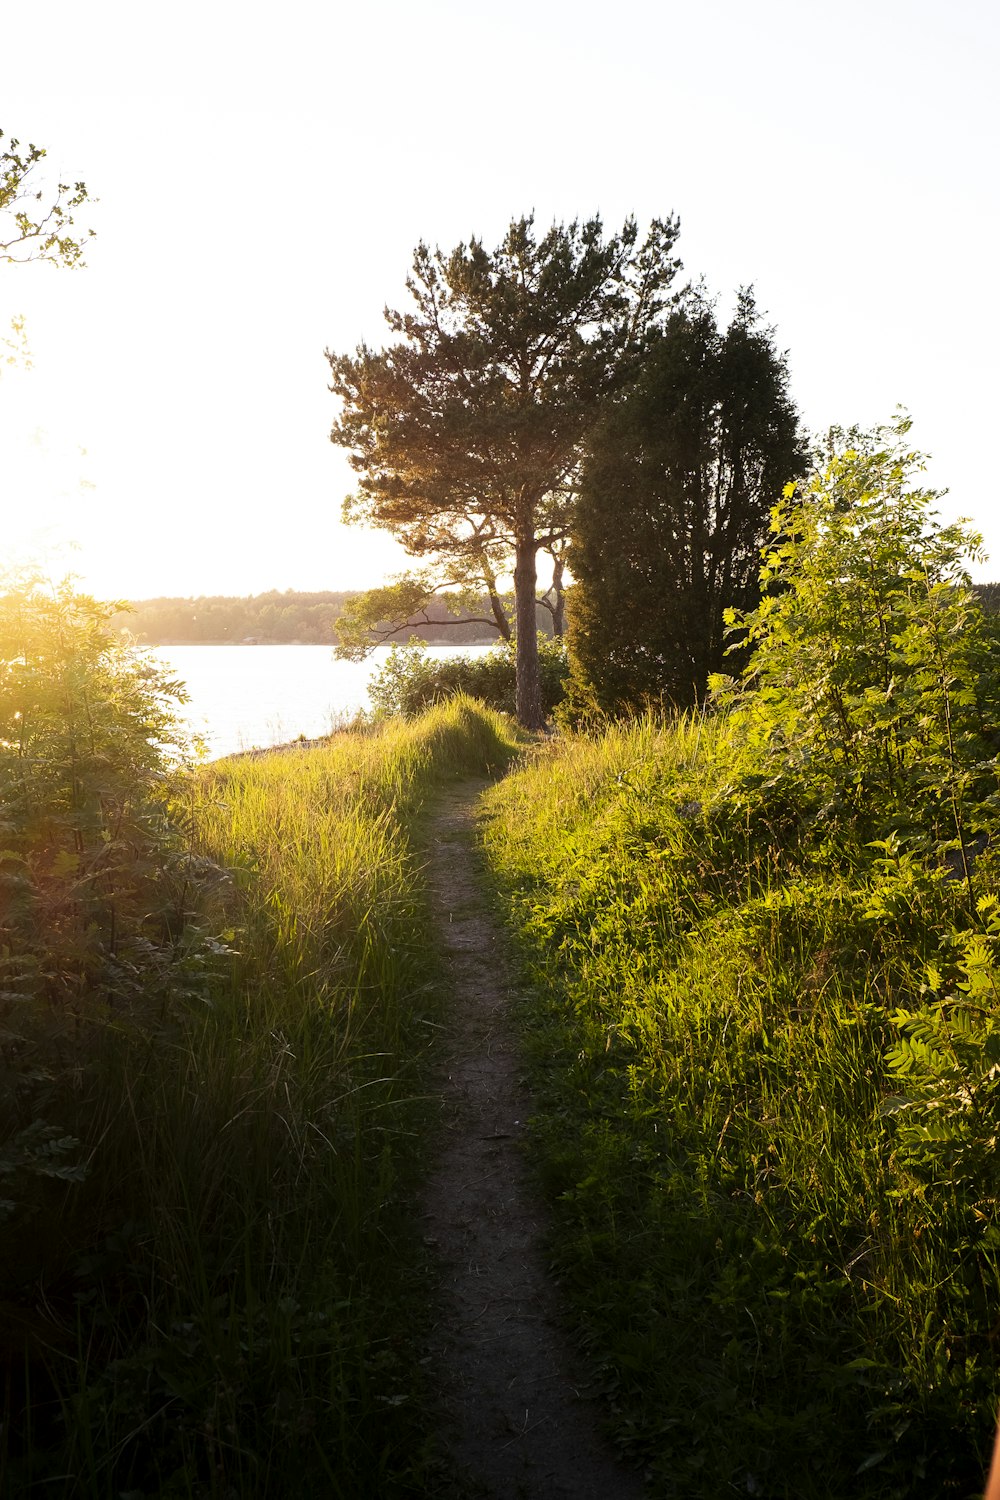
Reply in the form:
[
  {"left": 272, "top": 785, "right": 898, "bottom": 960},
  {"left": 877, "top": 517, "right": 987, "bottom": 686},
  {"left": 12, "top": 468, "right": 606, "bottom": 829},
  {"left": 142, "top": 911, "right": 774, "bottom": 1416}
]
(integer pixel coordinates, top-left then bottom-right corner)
[
  {"left": 486, "top": 582, "right": 512, "bottom": 640},
  {"left": 550, "top": 553, "right": 566, "bottom": 637},
  {"left": 514, "top": 533, "right": 544, "bottom": 729}
]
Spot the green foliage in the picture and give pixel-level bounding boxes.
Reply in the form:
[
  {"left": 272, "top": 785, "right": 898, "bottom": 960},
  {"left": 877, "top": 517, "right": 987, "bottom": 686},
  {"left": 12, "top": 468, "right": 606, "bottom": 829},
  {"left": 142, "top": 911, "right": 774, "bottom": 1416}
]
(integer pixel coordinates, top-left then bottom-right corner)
[
  {"left": 0, "top": 576, "right": 205, "bottom": 1218},
  {"left": 0, "top": 576, "right": 195, "bottom": 1010},
  {"left": 0, "top": 1120, "right": 89, "bottom": 1222},
  {"left": 0, "top": 574, "right": 525, "bottom": 1490},
  {"left": 480, "top": 425, "right": 1000, "bottom": 1494},
  {"left": 334, "top": 572, "right": 513, "bottom": 660},
  {"left": 1, "top": 700, "right": 520, "bottom": 1496},
  {"left": 1, "top": 127, "right": 94, "bottom": 266},
  {"left": 719, "top": 416, "right": 996, "bottom": 867},
  {"left": 367, "top": 636, "right": 569, "bottom": 720},
  {"left": 567, "top": 291, "right": 805, "bottom": 716},
  {"left": 333, "top": 572, "right": 566, "bottom": 661},
  {"left": 327, "top": 213, "right": 683, "bottom": 727},
  {"left": 0, "top": 576, "right": 213, "bottom": 1341},
  {"left": 482, "top": 717, "right": 1000, "bottom": 1495},
  {"left": 885, "top": 893, "right": 1000, "bottom": 1195}
]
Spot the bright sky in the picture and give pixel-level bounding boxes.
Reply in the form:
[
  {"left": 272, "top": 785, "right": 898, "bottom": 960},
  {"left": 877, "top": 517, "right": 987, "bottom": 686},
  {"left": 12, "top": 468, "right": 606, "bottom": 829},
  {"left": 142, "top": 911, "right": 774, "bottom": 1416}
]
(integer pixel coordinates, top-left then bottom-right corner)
[{"left": 2, "top": 0, "right": 998, "bottom": 601}]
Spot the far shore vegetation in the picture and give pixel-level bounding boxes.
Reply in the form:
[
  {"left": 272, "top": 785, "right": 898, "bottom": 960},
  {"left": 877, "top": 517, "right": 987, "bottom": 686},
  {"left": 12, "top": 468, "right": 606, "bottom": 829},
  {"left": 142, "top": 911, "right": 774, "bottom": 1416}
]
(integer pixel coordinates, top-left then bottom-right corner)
[{"left": 107, "top": 589, "right": 552, "bottom": 648}]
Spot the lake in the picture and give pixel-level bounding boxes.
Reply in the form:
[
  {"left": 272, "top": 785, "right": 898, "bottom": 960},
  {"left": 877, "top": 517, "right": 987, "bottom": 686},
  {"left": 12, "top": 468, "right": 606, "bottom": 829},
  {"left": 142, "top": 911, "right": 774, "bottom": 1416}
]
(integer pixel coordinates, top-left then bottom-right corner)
[{"left": 151, "top": 643, "right": 493, "bottom": 759}]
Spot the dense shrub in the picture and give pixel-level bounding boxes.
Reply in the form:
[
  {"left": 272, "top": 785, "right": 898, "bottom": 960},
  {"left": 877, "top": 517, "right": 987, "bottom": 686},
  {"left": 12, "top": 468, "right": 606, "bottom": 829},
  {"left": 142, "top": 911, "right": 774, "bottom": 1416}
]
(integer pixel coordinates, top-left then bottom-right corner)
[
  {"left": 368, "top": 633, "right": 568, "bottom": 720},
  {"left": 717, "top": 415, "right": 997, "bottom": 869},
  {"left": 0, "top": 584, "right": 198, "bottom": 953},
  {"left": 0, "top": 578, "right": 204, "bottom": 1215}
]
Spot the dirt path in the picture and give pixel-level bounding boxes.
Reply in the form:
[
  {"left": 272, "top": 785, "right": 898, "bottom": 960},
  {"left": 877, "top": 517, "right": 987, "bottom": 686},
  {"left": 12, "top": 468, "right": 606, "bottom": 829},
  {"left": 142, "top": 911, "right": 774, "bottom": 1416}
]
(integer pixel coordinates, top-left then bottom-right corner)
[{"left": 420, "top": 780, "right": 646, "bottom": 1500}]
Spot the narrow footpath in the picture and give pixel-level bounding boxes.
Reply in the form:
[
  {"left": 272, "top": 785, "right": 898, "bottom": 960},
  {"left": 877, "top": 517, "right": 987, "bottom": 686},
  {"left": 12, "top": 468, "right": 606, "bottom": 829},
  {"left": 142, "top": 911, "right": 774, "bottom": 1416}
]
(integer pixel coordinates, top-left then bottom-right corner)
[{"left": 420, "top": 780, "right": 646, "bottom": 1500}]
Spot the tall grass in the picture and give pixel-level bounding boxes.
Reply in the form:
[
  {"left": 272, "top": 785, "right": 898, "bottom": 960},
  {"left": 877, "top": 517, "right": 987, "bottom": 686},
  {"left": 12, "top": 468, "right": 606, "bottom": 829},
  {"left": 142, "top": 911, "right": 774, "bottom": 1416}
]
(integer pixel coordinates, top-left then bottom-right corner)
[
  {"left": 481, "top": 712, "right": 1000, "bottom": 1498},
  {"left": 2, "top": 697, "right": 520, "bottom": 1498}
]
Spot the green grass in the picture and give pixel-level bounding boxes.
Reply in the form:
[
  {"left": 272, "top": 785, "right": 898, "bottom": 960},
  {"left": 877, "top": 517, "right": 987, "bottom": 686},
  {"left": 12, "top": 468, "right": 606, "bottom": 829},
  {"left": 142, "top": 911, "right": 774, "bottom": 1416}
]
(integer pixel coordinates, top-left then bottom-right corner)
[
  {"left": 0, "top": 697, "right": 520, "bottom": 1498},
  {"left": 9, "top": 683, "right": 996, "bottom": 1496},
  {"left": 480, "top": 713, "right": 1000, "bottom": 1499}
]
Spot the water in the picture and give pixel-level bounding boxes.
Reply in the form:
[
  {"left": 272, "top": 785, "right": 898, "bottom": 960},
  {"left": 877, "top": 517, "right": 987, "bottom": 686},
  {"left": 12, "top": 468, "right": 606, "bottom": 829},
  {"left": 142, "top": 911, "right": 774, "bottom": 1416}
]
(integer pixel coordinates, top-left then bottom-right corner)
[{"left": 150, "top": 643, "right": 493, "bottom": 759}]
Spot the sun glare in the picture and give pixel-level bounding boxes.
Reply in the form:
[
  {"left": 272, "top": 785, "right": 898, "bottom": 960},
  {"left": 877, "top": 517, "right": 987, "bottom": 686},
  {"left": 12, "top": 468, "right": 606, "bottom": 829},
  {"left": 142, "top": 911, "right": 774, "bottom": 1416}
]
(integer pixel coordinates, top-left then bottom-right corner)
[{"left": 2, "top": 376, "right": 97, "bottom": 583}]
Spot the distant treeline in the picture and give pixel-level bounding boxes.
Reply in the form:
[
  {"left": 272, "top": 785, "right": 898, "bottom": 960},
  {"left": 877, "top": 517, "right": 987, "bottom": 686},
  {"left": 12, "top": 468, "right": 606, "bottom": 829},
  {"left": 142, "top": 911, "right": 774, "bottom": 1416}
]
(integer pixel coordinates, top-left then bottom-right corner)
[
  {"left": 112, "top": 584, "right": 999, "bottom": 647},
  {"left": 110, "top": 590, "right": 529, "bottom": 646}
]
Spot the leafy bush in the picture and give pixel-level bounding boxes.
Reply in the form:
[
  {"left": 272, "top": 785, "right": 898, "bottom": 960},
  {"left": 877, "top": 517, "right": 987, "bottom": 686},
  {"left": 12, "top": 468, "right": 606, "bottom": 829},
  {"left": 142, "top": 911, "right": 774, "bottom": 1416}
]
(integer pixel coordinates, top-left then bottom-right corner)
[
  {"left": 715, "top": 416, "right": 998, "bottom": 876},
  {"left": 0, "top": 575, "right": 199, "bottom": 998},
  {"left": 367, "top": 633, "right": 569, "bottom": 719},
  {"left": 885, "top": 893, "right": 1000, "bottom": 1196},
  {"left": 0, "top": 578, "right": 207, "bottom": 1221}
]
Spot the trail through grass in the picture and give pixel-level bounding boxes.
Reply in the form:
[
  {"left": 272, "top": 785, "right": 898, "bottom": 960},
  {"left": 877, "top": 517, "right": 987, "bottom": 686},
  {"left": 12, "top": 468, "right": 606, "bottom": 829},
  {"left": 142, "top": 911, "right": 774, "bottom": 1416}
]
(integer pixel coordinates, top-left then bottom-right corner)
[
  {"left": 9, "top": 684, "right": 998, "bottom": 1497},
  {"left": 417, "top": 779, "right": 645, "bottom": 1500}
]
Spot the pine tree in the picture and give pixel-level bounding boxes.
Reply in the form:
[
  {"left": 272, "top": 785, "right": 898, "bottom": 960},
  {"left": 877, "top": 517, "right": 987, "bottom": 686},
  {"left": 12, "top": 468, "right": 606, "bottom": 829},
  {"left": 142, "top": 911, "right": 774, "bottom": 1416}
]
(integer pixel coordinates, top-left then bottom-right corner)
[
  {"left": 567, "top": 291, "right": 804, "bottom": 714},
  {"left": 326, "top": 214, "right": 682, "bottom": 728}
]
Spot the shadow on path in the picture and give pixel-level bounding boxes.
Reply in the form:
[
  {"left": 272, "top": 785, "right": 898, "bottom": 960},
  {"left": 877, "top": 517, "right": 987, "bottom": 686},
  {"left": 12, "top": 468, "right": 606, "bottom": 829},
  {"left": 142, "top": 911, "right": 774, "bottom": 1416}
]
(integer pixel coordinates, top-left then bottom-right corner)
[{"left": 419, "top": 779, "right": 646, "bottom": 1500}]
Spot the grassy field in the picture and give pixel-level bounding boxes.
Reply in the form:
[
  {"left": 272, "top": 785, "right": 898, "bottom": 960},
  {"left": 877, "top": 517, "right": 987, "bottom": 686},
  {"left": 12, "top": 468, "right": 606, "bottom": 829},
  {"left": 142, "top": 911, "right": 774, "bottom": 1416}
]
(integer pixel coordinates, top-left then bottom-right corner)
[
  {"left": 1, "top": 698, "right": 519, "bottom": 1498},
  {"left": 480, "top": 713, "right": 1000, "bottom": 1499}
]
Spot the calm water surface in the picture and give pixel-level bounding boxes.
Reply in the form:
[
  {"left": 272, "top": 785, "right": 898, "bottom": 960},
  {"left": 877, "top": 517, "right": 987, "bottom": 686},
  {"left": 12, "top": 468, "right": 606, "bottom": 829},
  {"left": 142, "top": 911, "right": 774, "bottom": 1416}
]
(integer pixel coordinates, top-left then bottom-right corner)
[{"left": 151, "top": 644, "right": 491, "bottom": 759}]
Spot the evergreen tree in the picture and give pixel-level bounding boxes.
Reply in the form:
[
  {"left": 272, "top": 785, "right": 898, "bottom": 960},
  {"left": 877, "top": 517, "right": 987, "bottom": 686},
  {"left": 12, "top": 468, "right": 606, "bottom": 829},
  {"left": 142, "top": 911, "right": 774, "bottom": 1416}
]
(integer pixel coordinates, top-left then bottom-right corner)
[
  {"left": 566, "top": 291, "right": 805, "bottom": 714},
  {"left": 326, "top": 214, "right": 682, "bottom": 728}
]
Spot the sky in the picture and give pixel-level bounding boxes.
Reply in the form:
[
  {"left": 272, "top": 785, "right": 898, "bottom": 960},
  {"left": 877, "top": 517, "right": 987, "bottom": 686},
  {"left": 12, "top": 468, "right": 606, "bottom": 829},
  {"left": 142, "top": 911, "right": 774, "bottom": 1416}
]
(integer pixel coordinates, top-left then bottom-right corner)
[{"left": 1, "top": 0, "right": 998, "bottom": 601}]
